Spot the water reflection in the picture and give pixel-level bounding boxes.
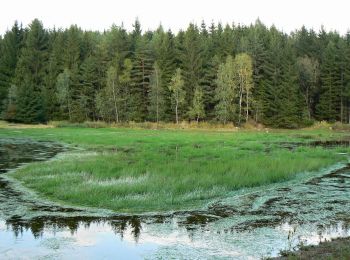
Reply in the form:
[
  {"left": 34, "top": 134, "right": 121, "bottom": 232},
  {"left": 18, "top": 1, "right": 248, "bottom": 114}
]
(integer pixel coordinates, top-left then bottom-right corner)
[
  {"left": 0, "top": 138, "right": 350, "bottom": 259},
  {"left": 5, "top": 215, "right": 144, "bottom": 241},
  {"left": 0, "top": 138, "right": 63, "bottom": 173}
]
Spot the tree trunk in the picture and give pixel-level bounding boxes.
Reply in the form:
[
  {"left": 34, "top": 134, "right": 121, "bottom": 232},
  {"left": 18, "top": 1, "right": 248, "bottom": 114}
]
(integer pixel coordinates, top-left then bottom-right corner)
[
  {"left": 246, "top": 90, "right": 249, "bottom": 122},
  {"left": 238, "top": 73, "right": 243, "bottom": 125},
  {"left": 67, "top": 99, "right": 72, "bottom": 122},
  {"left": 156, "top": 69, "right": 159, "bottom": 124},
  {"left": 175, "top": 101, "right": 179, "bottom": 124},
  {"left": 239, "top": 89, "right": 243, "bottom": 124},
  {"left": 306, "top": 87, "right": 311, "bottom": 119},
  {"left": 156, "top": 98, "right": 159, "bottom": 124},
  {"left": 112, "top": 80, "right": 119, "bottom": 123},
  {"left": 341, "top": 71, "right": 344, "bottom": 123},
  {"left": 341, "top": 95, "right": 343, "bottom": 123},
  {"left": 67, "top": 89, "right": 72, "bottom": 121}
]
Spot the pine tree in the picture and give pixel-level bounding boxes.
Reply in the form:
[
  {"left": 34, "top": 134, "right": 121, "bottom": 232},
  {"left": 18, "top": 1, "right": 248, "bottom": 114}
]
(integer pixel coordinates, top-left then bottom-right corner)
[
  {"left": 275, "top": 49, "right": 304, "bottom": 128},
  {"left": 1, "top": 19, "right": 349, "bottom": 127},
  {"left": 181, "top": 24, "right": 203, "bottom": 110},
  {"left": 80, "top": 55, "right": 100, "bottom": 120},
  {"left": 13, "top": 19, "right": 48, "bottom": 123},
  {"left": 130, "top": 21, "right": 154, "bottom": 121},
  {"left": 316, "top": 41, "right": 339, "bottom": 121},
  {"left": 258, "top": 27, "right": 285, "bottom": 126},
  {"left": 200, "top": 23, "right": 219, "bottom": 120},
  {"left": 344, "top": 33, "right": 350, "bottom": 123},
  {"left": 336, "top": 39, "right": 350, "bottom": 123},
  {"left": 0, "top": 22, "right": 23, "bottom": 113},
  {"left": 63, "top": 25, "right": 83, "bottom": 121},
  {"left": 246, "top": 20, "right": 269, "bottom": 122},
  {"left": 152, "top": 28, "right": 177, "bottom": 121},
  {"left": 44, "top": 29, "right": 65, "bottom": 120}
]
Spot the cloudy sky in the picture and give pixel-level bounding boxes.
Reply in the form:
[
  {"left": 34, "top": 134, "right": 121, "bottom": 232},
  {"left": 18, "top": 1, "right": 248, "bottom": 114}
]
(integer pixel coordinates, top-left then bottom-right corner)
[{"left": 1, "top": 0, "right": 349, "bottom": 35}]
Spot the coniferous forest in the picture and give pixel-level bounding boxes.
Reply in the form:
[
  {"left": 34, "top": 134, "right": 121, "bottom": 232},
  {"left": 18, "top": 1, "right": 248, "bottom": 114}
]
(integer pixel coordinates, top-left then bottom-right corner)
[{"left": 1, "top": 19, "right": 350, "bottom": 128}]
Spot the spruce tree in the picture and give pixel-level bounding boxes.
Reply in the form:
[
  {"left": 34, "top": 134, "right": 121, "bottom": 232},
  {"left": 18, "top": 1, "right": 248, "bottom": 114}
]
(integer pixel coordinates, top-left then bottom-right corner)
[
  {"left": 316, "top": 41, "right": 339, "bottom": 121},
  {"left": 13, "top": 19, "right": 48, "bottom": 123},
  {"left": 0, "top": 22, "right": 23, "bottom": 114},
  {"left": 152, "top": 28, "right": 177, "bottom": 121},
  {"left": 130, "top": 21, "right": 154, "bottom": 121},
  {"left": 181, "top": 24, "right": 203, "bottom": 111}
]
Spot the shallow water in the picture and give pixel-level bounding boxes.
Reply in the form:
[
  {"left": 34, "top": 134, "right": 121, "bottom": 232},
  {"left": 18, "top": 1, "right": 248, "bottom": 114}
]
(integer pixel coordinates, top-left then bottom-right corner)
[{"left": 0, "top": 139, "right": 350, "bottom": 259}]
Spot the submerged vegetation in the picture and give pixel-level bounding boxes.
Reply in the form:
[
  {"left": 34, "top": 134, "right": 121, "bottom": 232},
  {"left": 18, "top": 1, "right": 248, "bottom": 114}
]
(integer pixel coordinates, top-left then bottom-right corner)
[{"left": 1, "top": 124, "right": 349, "bottom": 212}]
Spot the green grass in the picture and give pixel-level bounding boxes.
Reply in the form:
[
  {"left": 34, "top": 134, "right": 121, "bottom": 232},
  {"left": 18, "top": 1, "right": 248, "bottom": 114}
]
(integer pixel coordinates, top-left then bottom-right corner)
[
  {"left": 0, "top": 126, "right": 349, "bottom": 213},
  {"left": 276, "top": 237, "right": 350, "bottom": 259}
]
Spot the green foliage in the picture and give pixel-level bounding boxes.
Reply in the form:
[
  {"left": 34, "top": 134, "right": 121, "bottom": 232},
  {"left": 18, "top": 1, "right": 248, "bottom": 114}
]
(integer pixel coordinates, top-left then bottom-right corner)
[
  {"left": 148, "top": 62, "right": 165, "bottom": 122},
  {"left": 233, "top": 53, "right": 254, "bottom": 124},
  {"left": 297, "top": 56, "right": 319, "bottom": 119},
  {"left": 2, "top": 84, "right": 18, "bottom": 120},
  {"left": 181, "top": 24, "right": 203, "bottom": 107},
  {"left": 316, "top": 41, "right": 340, "bottom": 121},
  {"left": 12, "top": 19, "right": 48, "bottom": 123},
  {"left": 1, "top": 19, "right": 350, "bottom": 127},
  {"left": 215, "top": 55, "right": 236, "bottom": 123},
  {"left": 0, "top": 22, "right": 23, "bottom": 114},
  {"left": 169, "top": 68, "right": 186, "bottom": 124},
  {"left": 56, "top": 69, "right": 72, "bottom": 120},
  {"left": 129, "top": 25, "right": 154, "bottom": 121},
  {"left": 188, "top": 86, "right": 205, "bottom": 122}
]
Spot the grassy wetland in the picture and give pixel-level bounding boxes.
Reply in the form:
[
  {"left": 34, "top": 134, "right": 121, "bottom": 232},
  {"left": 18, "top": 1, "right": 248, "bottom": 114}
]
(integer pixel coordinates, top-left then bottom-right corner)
[{"left": 1, "top": 123, "right": 350, "bottom": 213}]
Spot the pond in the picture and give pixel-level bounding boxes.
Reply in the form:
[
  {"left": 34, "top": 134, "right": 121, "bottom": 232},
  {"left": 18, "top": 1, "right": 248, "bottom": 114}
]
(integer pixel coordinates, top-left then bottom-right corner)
[{"left": 0, "top": 138, "right": 349, "bottom": 259}]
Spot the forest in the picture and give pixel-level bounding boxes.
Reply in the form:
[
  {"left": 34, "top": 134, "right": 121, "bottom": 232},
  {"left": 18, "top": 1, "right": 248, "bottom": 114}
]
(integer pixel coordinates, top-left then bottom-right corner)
[{"left": 0, "top": 19, "right": 350, "bottom": 128}]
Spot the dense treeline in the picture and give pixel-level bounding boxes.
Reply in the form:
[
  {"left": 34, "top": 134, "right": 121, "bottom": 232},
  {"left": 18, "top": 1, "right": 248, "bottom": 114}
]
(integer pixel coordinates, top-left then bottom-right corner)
[{"left": 0, "top": 19, "right": 350, "bottom": 128}]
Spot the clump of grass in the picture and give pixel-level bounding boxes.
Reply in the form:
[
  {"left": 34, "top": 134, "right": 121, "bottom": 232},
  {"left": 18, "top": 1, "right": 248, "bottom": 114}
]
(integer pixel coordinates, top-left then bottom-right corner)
[
  {"left": 47, "top": 120, "right": 239, "bottom": 131},
  {"left": 276, "top": 237, "right": 350, "bottom": 260},
  {"left": 5, "top": 127, "right": 349, "bottom": 213}
]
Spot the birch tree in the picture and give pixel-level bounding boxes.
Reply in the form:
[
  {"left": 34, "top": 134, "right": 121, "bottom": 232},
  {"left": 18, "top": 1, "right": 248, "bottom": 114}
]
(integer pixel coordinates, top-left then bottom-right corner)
[
  {"left": 234, "top": 53, "right": 254, "bottom": 123},
  {"left": 169, "top": 68, "right": 185, "bottom": 124},
  {"left": 215, "top": 55, "right": 235, "bottom": 124},
  {"left": 119, "top": 59, "right": 132, "bottom": 121},
  {"left": 297, "top": 56, "right": 319, "bottom": 119},
  {"left": 106, "top": 65, "right": 121, "bottom": 123},
  {"left": 56, "top": 69, "right": 72, "bottom": 121},
  {"left": 149, "top": 62, "right": 164, "bottom": 123},
  {"left": 189, "top": 86, "right": 205, "bottom": 122}
]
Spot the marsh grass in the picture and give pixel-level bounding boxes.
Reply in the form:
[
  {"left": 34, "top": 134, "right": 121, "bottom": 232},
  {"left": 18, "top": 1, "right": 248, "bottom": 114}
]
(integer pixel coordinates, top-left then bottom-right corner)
[{"left": 1, "top": 126, "right": 349, "bottom": 212}]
